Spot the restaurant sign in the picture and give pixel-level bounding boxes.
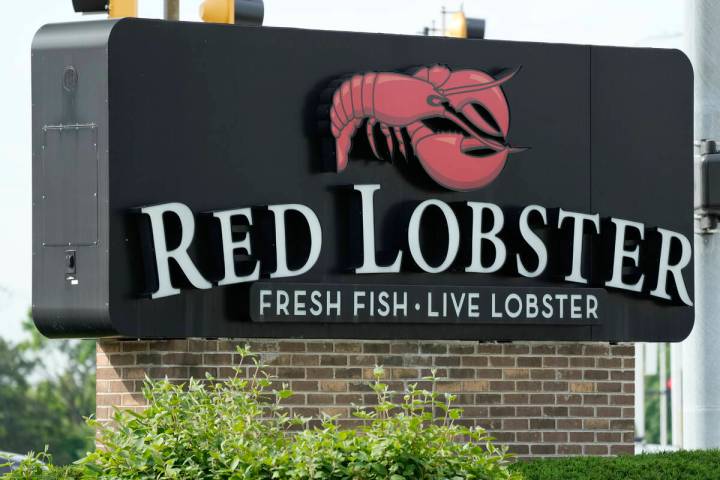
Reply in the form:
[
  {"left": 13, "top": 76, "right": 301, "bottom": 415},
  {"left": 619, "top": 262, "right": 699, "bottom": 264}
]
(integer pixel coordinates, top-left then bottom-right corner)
[{"left": 32, "top": 19, "right": 693, "bottom": 341}]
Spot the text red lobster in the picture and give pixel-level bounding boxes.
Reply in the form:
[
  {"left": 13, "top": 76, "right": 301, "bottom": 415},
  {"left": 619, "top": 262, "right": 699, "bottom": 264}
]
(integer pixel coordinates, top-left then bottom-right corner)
[{"left": 330, "top": 65, "right": 523, "bottom": 191}]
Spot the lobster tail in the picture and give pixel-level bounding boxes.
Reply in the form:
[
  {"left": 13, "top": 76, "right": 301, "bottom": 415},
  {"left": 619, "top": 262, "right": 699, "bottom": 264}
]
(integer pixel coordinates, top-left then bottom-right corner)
[
  {"left": 330, "top": 73, "right": 377, "bottom": 171},
  {"left": 335, "top": 118, "right": 361, "bottom": 171}
]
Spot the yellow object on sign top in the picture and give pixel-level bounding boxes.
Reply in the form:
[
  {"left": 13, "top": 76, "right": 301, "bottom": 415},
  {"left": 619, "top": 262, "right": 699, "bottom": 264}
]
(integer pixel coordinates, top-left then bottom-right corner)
[
  {"left": 200, "top": 0, "right": 235, "bottom": 24},
  {"left": 446, "top": 11, "right": 468, "bottom": 38},
  {"left": 109, "top": 0, "right": 138, "bottom": 18}
]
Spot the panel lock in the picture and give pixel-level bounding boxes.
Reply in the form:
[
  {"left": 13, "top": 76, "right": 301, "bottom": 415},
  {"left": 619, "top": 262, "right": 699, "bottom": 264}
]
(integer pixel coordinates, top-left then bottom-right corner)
[{"left": 65, "top": 250, "right": 78, "bottom": 285}]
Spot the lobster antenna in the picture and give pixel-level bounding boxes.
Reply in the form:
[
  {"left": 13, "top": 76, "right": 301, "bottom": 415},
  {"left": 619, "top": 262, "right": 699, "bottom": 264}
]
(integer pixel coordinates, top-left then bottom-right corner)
[{"left": 441, "top": 66, "right": 521, "bottom": 96}]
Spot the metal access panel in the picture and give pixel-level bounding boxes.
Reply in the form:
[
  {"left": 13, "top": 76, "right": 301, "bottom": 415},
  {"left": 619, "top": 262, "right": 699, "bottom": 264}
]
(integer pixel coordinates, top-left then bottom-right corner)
[
  {"left": 32, "top": 19, "right": 694, "bottom": 341},
  {"left": 40, "top": 124, "right": 98, "bottom": 247}
]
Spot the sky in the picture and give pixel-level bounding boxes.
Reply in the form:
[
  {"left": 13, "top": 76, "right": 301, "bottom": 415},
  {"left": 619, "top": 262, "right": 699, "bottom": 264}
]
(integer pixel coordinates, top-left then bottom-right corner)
[{"left": 0, "top": 0, "right": 684, "bottom": 341}]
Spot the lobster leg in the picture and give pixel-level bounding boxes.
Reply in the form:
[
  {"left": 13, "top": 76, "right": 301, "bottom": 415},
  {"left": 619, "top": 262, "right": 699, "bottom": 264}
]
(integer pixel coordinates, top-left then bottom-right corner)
[
  {"left": 393, "top": 128, "right": 408, "bottom": 159},
  {"left": 379, "top": 123, "right": 394, "bottom": 159},
  {"left": 366, "top": 118, "right": 381, "bottom": 159}
]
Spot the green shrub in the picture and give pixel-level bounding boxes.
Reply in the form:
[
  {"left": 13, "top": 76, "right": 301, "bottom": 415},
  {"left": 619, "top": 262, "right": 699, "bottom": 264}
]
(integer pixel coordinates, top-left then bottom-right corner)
[
  {"left": 4, "top": 347, "right": 518, "bottom": 480},
  {"left": 511, "top": 449, "right": 720, "bottom": 480},
  {"left": 0, "top": 449, "right": 83, "bottom": 479}
]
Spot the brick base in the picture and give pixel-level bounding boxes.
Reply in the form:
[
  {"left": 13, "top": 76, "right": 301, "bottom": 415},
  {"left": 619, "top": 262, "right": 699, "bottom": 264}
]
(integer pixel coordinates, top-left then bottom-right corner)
[{"left": 96, "top": 340, "right": 634, "bottom": 458}]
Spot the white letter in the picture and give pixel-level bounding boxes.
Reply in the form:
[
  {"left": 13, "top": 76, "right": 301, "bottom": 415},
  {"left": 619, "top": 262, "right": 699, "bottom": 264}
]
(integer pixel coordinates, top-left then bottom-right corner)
[
  {"left": 491, "top": 294, "right": 502, "bottom": 318},
  {"left": 556, "top": 294, "right": 568, "bottom": 318},
  {"left": 354, "top": 185, "right": 402, "bottom": 273},
  {"left": 516, "top": 205, "right": 548, "bottom": 278},
  {"left": 558, "top": 209, "right": 600, "bottom": 284},
  {"left": 394, "top": 292, "right": 407, "bottom": 316},
  {"left": 466, "top": 202, "right": 507, "bottom": 273},
  {"left": 268, "top": 204, "right": 322, "bottom": 278},
  {"left": 542, "top": 294, "right": 553, "bottom": 318},
  {"left": 451, "top": 293, "right": 466, "bottom": 317},
  {"left": 259, "top": 289, "right": 272, "bottom": 315},
  {"left": 586, "top": 295, "right": 598, "bottom": 319},
  {"left": 353, "top": 291, "right": 366, "bottom": 316},
  {"left": 526, "top": 294, "right": 538, "bottom": 318},
  {"left": 650, "top": 228, "right": 693, "bottom": 306},
  {"left": 328, "top": 291, "right": 341, "bottom": 315},
  {"left": 468, "top": 293, "right": 480, "bottom": 318},
  {"left": 505, "top": 294, "right": 522, "bottom": 318},
  {"left": 377, "top": 291, "right": 390, "bottom": 317},
  {"left": 141, "top": 202, "right": 211, "bottom": 299},
  {"left": 408, "top": 200, "right": 460, "bottom": 273},
  {"left": 276, "top": 290, "right": 289, "bottom": 315},
  {"left": 605, "top": 218, "right": 645, "bottom": 292},
  {"left": 570, "top": 294, "right": 582, "bottom": 319},
  {"left": 427, "top": 292, "right": 439, "bottom": 317},
  {"left": 213, "top": 208, "right": 260, "bottom": 286},
  {"left": 310, "top": 291, "right": 323, "bottom": 316},
  {"left": 294, "top": 290, "right": 306, "bottom": 316}
]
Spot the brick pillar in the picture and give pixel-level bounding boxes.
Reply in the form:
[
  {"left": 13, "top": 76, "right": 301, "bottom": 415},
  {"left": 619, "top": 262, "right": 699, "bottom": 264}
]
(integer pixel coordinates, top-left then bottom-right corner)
[{"left": 96, "top": 340, "right": 634, "bottom": 458}]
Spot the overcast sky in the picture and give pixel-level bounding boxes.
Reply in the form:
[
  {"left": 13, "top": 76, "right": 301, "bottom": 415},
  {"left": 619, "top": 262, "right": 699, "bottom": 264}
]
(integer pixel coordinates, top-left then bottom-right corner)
[{"left": 0, "top": 0, "right": 684, "bottom": 341}]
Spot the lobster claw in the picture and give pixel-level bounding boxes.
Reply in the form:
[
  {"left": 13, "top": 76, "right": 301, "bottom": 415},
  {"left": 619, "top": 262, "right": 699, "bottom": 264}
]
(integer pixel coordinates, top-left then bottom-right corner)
[
  {"left": 459, "top": 103, "right": 506, "bottom": 138},
  {"left": 413, "top": 132, "right": 510, "bottom": 191}
]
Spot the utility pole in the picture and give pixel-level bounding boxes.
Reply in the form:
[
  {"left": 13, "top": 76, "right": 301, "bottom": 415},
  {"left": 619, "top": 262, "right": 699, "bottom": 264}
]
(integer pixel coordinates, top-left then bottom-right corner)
[
  {"left": 660, "top": 344, "right": 668, "bottom": 446},
  {"left": 683, "top": 0, "right": 720, "bottom": 449},
  {"left": 441, "top": 6, "right": 446, "bottom": 36},
  {"left": 635, "top": 343, "right": 646, "bottom": 444},
  {"left": 165, "top": 0, "right": 180, "bottom": 20},
  {"left": 671, "top": 343, "right": 683, "bottom": 446}
]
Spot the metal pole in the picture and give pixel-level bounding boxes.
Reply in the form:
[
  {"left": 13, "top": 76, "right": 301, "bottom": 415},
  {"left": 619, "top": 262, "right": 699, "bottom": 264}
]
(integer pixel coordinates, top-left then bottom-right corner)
[
  {"left": 441, "top": 6, "right": 446, "bottom": 36},
  {"left": 660, "top": 343, "right": 668, "bottom": 446},
  {"left": 683, "top": 0, "right": 720, "bottom": 450},
  {"left": 164, "top": 0, "right": 180, "bottom": 21},
  {"left": 635, "top": 343, "right": 646, "bottom": 444},
  {"left": 671, "top": 343, "right": 683, "bottom": 447}
]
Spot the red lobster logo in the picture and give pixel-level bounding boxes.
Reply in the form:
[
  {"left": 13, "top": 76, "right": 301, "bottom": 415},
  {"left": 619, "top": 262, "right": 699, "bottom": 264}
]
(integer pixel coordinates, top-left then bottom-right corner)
[{"left": 330, "top": 65, "right": 524, "bottom": 191}]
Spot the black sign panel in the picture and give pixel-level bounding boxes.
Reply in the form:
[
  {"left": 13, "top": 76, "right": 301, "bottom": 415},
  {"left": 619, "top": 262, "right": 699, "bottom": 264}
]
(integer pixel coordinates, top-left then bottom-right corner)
[{"left": 31, "top": 19, "right": 694, "bottom": 341}]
